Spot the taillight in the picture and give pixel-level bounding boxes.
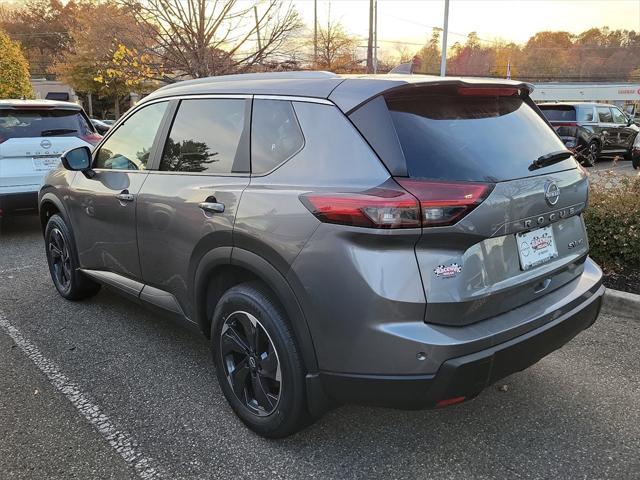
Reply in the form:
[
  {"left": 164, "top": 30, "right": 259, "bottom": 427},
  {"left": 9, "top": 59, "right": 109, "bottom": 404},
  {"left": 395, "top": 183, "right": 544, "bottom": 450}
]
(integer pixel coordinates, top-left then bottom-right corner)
[
  {"left": 300, "top": 181, "right": 421, "bottom": 229},
  {"left": 300, "top": 179, "right": 493, "bottom": 229},
  {"left": 82, "top": 133, "right": 102, "bottom": 146},
  {"left": 396, "top": 179, "right": 493, "bottom": 227}
]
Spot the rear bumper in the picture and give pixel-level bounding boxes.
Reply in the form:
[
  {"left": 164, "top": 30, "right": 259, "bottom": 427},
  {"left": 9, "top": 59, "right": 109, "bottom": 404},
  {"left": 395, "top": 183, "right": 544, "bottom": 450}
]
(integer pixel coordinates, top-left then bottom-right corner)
[
  {"left": 0, "top": 191, "right": 39, "bottom": 216},
  {"left": 319, "top": 277, "right": 604, "bottom": 410}
]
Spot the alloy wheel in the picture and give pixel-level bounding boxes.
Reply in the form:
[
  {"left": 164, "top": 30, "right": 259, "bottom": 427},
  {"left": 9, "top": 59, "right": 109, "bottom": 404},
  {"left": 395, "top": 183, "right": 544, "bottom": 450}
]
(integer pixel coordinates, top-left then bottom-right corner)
[
  {"left": 219, "top": 311, "right": 282, "bottom": 416},
  {"left": 587, "top": 143, "right": 598, "bottom": 165},
  {"left": 48, "top": 228, "right": 72, "bottom": 291}
]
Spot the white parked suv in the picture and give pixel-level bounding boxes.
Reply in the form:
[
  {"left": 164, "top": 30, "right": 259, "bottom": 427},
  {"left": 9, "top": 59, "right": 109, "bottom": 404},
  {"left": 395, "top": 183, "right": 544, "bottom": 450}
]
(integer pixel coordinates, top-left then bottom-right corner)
[{"left": 0, "top": 100, "right": 101, "bottom": 218}]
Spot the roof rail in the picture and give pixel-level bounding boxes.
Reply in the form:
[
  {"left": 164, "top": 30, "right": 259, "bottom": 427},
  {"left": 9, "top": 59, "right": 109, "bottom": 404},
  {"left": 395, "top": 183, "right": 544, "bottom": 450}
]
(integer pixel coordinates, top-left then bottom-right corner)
[{"left": 156, "top": 71, "right": 340, "bottom": 92}]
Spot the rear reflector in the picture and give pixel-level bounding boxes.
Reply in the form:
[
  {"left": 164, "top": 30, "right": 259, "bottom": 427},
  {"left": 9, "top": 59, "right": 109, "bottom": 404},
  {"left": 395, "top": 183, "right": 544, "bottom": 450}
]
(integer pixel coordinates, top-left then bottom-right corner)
[
  {"left": 396, "top": 179, "right": 493, "bottom": 227},
  {"left": 436, "top": 396, "right": 466, "bottom": 408},
  {"left": 300, "top": 179, "right": 492, "bottom": 229},
  {"left": 457, "top": 87, "right": 519, "bottom": 97}
]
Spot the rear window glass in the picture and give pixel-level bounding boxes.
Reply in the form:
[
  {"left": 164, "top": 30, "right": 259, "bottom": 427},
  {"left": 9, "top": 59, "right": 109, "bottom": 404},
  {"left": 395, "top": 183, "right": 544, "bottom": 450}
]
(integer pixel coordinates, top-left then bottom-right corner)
[
  {"left": 539, "top": 106, "right": 576, "bottom": 122},
  {"left": 384, "top": 88, "right": 574, "bottom": 182},
  {"left": 0, "top": 108, "right": 93, "bottom": 140}
]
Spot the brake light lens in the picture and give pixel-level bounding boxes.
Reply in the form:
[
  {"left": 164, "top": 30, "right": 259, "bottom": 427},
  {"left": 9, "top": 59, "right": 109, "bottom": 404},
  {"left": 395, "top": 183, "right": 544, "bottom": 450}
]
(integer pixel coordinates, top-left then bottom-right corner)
[
  {"left": 551, "top": 121, "right": 577, "bottom": 127},
  {"left": 300, "top": 182, "right": 421, "bottom": 229},
  {"left": 300, "top": 179, "right": 493, "bottom": 229},
  {"left": 396, "top": 179, "right": 493, "bottom": 227},
  {"left": 457, "top": 87, "right": 519, "bottom": 97},
  {"left": 81, "top": 133, "right": 102, "bottom": 146}
]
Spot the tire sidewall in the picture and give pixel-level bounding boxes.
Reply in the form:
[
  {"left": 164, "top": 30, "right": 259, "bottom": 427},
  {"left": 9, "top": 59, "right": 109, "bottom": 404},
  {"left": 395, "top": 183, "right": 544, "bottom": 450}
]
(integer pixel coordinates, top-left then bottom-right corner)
[{"left": 211, "top": 284, "right": 306, "bottom": 437}]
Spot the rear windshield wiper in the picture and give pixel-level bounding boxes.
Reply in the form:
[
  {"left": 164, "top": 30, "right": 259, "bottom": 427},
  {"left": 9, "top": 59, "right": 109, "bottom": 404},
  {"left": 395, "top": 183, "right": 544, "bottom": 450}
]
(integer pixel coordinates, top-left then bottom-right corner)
[
  {"left": 529, "top": 150, "right": 573, "bottom": 171},
  {"left": 40, "top": 128, "right": 77, "bottom": 137}
]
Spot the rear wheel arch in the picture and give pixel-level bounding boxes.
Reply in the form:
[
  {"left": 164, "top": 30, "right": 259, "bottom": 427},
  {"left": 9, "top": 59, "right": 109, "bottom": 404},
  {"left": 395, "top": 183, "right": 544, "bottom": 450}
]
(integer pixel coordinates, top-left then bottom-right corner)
[{"left": 193, "top": 247, "right": 319, "bottom": 374}]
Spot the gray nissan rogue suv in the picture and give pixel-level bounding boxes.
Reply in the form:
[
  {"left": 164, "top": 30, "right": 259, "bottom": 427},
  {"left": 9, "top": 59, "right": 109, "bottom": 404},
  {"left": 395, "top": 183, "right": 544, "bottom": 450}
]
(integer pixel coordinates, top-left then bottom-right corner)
[{"left": 39, "top": 72, "right": 604, "bottom": 438}]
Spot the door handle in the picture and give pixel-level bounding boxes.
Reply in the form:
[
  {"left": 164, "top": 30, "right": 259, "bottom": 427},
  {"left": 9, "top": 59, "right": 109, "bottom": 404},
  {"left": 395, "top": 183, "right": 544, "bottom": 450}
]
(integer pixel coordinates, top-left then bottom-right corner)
[
  {"left": 198, "top": 201, "right": 225, "bottom": 214},
  {"left": 116, "top": 191, "right": 135, "bottom": 202}
]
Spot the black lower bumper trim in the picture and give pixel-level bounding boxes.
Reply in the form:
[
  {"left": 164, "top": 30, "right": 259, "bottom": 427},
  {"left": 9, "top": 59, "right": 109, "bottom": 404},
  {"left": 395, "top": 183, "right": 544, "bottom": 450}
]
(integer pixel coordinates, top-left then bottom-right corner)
[
  {"left": 0, "top": 191, "right": 38, "bottom": 215},
  {"left": 320, "top": 285, "right": 604, "bottom": 410}
]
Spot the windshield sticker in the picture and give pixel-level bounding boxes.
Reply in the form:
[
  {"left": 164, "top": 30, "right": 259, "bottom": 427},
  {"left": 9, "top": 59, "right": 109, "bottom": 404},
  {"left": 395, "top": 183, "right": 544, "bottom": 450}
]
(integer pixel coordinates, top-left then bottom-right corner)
[{"left": 434, "top": 263, "right": 462, "bottom": 279}]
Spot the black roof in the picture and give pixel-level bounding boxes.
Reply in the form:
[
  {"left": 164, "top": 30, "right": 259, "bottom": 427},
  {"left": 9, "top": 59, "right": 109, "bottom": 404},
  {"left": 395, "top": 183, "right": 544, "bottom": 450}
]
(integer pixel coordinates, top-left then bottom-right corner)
[{"left": 143, "top": 71, "right": 534, "bottom": 113}]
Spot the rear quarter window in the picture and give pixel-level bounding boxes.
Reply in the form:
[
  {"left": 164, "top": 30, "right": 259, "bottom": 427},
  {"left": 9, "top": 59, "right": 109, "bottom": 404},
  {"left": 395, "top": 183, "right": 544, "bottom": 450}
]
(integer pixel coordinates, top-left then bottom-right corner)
[
  {"left": 383, "top": 87, "right": 573, "bottom": 182},
  {"left": 251, "top": 99, "right": 304, "bottom": 175}
]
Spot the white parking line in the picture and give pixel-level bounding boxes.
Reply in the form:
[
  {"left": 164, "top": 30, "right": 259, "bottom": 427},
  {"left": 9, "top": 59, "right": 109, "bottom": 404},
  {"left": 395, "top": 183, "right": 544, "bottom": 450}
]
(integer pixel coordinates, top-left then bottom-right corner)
[{"left": 0, "top": 313, "right": 164, "bottom": 480}]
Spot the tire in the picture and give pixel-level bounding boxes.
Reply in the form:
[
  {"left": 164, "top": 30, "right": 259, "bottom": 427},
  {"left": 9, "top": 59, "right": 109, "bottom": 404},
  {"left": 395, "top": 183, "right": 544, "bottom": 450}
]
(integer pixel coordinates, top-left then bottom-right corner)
[
  {"left": 582, "top": 140, "right": 599, "bottom": 167},
  {"left": 44, "top": 214, "right": 100, "bottom": 300},
  {"left": 211, "top": 281, "right": 310, "bottom": 438}
]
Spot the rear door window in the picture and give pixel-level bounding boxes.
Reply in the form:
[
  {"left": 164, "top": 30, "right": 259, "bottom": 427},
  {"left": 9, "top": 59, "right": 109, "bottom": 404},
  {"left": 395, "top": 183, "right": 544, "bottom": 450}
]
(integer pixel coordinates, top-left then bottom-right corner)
[
  {"left": 597, "top": 107, "right": 613, "bottom": 123},
  {"left": 539, "top": 106, "right": 576, "bottom": 122},
  {"left": 160, "top": 99, "right": 247, "bottom": 174},
  {"left": 577, "top": 107, "right": 595, "bottom": 122},
  {"left": 383, "top": 87, "right": 573, "bottom": 182},
  {"left": 611, "top": 107, "right": 627, "bottom": 124},
  {"left": 251, "top": 99, "right": 304, "bottom": 174},
  {"left": 0, "top": 108, "right": 93, "bottom": 140}
]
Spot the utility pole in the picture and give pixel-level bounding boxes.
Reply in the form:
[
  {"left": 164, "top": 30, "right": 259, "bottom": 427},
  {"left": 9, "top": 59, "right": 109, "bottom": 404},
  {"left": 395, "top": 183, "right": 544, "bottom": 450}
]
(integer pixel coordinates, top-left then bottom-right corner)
[
  {"left": 254, "top": 5, "right": 262, "bottom": 53},
  {"left": 440, "top": 0, "right": 450, "bottom": 77},
  {"left": 366, "top": 0, "right": 374, "bottom": 73},
  {"left": 313, "top": 0, "right": 318, "bottom": 67},
  {"left": 373, "top": 0, "right": 378, "bottom": 74}
]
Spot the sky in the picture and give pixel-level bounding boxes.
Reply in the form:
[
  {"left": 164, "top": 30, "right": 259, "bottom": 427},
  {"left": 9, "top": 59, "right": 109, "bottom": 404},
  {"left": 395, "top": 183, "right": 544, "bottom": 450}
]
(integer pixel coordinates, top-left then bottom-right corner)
[{"left": 293, "top": 0, "right": 640, "bottom": 52}]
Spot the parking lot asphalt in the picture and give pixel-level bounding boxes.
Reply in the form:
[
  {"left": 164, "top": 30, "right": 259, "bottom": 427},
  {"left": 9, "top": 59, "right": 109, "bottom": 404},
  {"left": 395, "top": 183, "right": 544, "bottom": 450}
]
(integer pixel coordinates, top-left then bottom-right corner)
[{"left": 1, "top": 215, "right": 639, "bottom": 480}]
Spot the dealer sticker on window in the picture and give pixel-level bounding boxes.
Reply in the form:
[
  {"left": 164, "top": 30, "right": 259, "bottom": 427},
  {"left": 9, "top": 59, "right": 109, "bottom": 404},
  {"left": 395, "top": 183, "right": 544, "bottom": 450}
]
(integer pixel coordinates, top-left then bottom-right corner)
[{"left": 516, "top": 225, "right": 558, "bottom": 270}]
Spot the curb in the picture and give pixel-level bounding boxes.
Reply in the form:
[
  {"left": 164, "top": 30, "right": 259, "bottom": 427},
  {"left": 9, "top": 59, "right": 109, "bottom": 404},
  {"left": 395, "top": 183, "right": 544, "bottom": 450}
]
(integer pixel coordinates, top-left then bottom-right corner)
[{"left": 602, "top": 288, "right": 640, "bottom": 320}]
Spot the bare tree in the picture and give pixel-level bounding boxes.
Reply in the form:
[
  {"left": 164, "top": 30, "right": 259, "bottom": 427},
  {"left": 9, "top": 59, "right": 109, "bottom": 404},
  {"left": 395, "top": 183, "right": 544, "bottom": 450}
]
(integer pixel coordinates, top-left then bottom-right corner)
[
  {"left": 314, "top": 16, "right": 359, "bottom": 72},
  {"left": 119, "top": 0, "right": 303, "bottom": 80}
]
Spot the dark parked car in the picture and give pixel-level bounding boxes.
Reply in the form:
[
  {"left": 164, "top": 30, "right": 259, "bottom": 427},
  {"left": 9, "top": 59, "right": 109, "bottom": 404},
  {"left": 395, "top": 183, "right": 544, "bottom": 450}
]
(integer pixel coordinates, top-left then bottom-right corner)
[
  {"left": 539, "top": 102, "right": 639, "bottom": 166},
  {"left": 39, "top": 72, "right": 604, "bottom": 438},
  {"left": 90, "top": 118, "right": 112, "bottom": 135}
]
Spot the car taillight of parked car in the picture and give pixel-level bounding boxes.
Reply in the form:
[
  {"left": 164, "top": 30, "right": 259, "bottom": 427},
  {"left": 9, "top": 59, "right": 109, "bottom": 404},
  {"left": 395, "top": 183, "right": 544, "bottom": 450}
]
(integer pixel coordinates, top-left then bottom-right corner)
[
  {"left": 81, "top": 133, "right": 103, "bottom": 146},
  {"left": 300, "top": 179, "right": 493, "bottom": 229}
]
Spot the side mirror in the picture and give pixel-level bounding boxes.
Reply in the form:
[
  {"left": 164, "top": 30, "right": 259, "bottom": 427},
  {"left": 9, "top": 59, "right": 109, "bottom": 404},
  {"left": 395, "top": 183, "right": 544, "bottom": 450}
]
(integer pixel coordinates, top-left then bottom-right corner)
[{"left": 60, "top": 146, "right": 95, "bottom": 178}]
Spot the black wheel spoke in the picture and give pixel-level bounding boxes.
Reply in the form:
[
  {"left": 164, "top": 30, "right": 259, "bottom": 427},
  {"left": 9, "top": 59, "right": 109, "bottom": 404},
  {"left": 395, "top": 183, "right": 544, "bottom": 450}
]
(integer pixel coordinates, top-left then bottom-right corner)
[
  {"left": 251, "top": 374, "right": 274, "bottom": 411},
  {"left": 230, "top": 359, "right": 250, "bottom": 399},
  {"left": 222, "top": 326, "right": 250, "bottom": 355},
  {"left": 62, "top": 261, "right": 72, "bottom": 282},
  {"left": 235, "top": 315, "right": 256, "bottom": 350},
  {"left": 49, "top": 243, "right": 63, "bottom": 259},
  {"left": 259, "top": 345, "right": 278, "bottom": 380}
]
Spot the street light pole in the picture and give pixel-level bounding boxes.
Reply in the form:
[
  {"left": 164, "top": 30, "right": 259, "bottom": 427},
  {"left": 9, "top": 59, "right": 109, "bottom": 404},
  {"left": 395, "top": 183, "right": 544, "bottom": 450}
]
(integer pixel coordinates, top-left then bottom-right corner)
[
  {"left": 314, "top": 0, "right": 318, "bottom": 66},
  {"left": 373, "top": 0, "right": 378, "bottom": 74},
  {"left": 440, "top": 0, "right": 450, "bottom": 77}
]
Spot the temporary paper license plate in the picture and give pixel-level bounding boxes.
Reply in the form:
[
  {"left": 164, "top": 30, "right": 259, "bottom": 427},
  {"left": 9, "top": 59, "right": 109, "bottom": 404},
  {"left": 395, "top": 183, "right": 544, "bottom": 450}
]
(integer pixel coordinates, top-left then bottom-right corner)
[
  {"left": 32, "top": 157, "right": 60, "bottom": 172},
  {"left": 516, "top": 225, "right": 558, "bottom": 270}
]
